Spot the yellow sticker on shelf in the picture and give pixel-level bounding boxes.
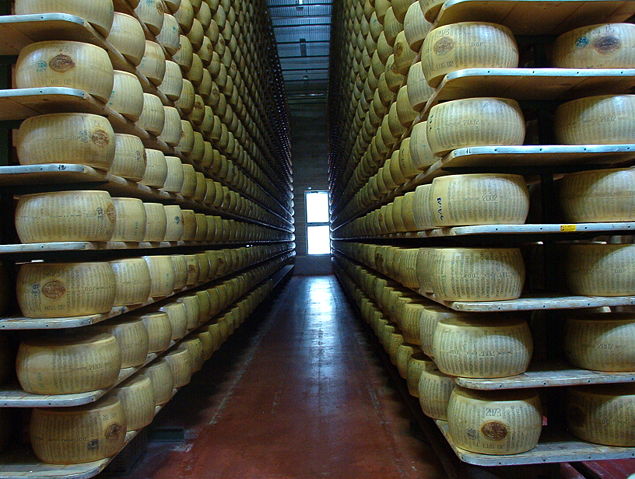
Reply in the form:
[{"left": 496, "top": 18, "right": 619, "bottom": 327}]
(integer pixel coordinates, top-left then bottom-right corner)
[{"left": 561, "top": 225, "right": 577, "bottom": 232}]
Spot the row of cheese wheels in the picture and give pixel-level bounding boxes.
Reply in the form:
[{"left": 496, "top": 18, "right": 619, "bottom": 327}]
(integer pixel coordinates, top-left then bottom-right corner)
[
  {"left": 0, "top": 252, "right": 291, "bottom": 395},
  {"left": 337, "top": 168, "right": 635, "bottom": 237},
  {"left": 0, "top": 263, "right": 287, "bottom": 465},
  {"left": 14, "top": 189, "right": 290, "bottom": 244},
  {"left": 340, "top": 93, "right": 635, "bottom": 219},
  {"left": 335, "top": 252, "right": 635, "bottom": 376},
  {"left": 16, "top": 111, "right": 287, "bottom": 227},
  {"left": 9, "top": 243, "right": 291, "bottom": 318},
  {"left": 335, "top": 260, "right": 635, "bottom": 453},
  {"left": 335, "top": 240, "right": 635, "bottom": 300}
]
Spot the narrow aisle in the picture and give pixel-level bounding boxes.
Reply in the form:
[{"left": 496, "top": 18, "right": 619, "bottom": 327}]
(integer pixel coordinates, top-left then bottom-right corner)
[{"left": 113, "top": 276, "right": 444, "bottom": 479}]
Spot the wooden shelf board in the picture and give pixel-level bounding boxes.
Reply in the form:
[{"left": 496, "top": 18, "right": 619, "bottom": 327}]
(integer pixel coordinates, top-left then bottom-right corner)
[
  {"left": 333, "top": 222, "right": 635, "bottom": 240},
  {"left": 434, "top": 420, "right": 635, "bottom": 467},
  {"left": 455, "top": 362, "right": 635, "bottom": 390},
  {"left": 419, "top": 291, "right": 635, "bottom": 312},
  {"left": 422, "top": 68, "right": 635, "bottom": 120},
  {"left": 0, "top": 88, "right": 102, "bottom": 121},
  {"left": 434, "top": 0, "right": 635, "bottom": 35}
]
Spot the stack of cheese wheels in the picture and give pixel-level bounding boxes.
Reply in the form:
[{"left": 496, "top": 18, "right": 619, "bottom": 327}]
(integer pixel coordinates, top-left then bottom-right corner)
[
  {"left": 142, "top": 359, "right": 174, "bottom": 405},
  {"left": 427, "top": 98, "right": 525, "bottom": 155},
  {"left": 418, "top": 366, "right": 456, "bottom": 420},
  {"left": 559, "top": 167, "right": 635, "bottom": 222},
  {"left": 30, "top": 396, "right": 127, "bottom": 464},
  {"left": 433, "top": 316, "right": 533, "bottom": 378},
  {"left": 93, "top": 317, "right": 149, "bottom": 368},
  {"left": 14, "top": 0, "right": 115, "bottom": 36},
  {"left": 555, "top": 95, "right": 635, "bottom": 145},
  {"left": 429, "top": 248, "right": 525, "bottom": 301},
  {"left": 447, "top": 387, "right": 543, "bottom": 454},
  {"left": 15, "top": 190, "right": 116, "bottom": 243},
  {"left": 566, "top": 243, "right": 635, "bottom": 296},
  {"left": 430, "top": 174, "right": 530, "bottom": 226},
  {"left": 109, "top": 258, "right": 152, "bottom": 306},
  {"left": 552, "top": 23, "right": 635, "bottom": 69},
  {"left": 17, "top": 261, "right": 116, "bottom": 318},
  {"left": 17, "top": 332, "right": 121, "bottom": 394},
  {"left": 16, "top": 41, "right": 114, "bottom": 102},
  {"left": 564, "top": 312, "right": 635, "bottom": 371},
  {"left": 17, "top": 113, "right": 115, "bottom": 169},
  {"left": 421, "top": 22, "right": 519, "bottom": 87},
  {"left": 566, "top": 384, "right": 635, "bottom": 446},
  {"left": 111, "top": 375, "right": 155, "bottom": 432},
  {"left": 108, "top": 12, "right": 146, "bottom": 65}
]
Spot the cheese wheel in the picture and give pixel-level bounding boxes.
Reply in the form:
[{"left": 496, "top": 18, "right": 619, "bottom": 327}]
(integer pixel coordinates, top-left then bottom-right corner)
[
  {"left": 136, "top": 93, "right": 165, "bottom": 136},
  {"left": 165, "top": 348, "right": 192, "bottom": 387},
  {"left": 553, "top": 23, "right": 635, "bottom": 69},
  {"left": 419, "top": 305, "right": 470, "bottom": 357},
  {"left": 156, "top": 14, "right": 181, "bottom": 54},
  {"left": 107, "top": 13, "right": 146, "bottom": 65},
  {"left": 427, "top": 98, "right": 525, "bottom": 155},
  {"left": 187, "top": 54, "right": 204, "bottom": 85},
  {"left": 15, "top": 0, "right": 114, "bottom": 36},
  {"left": 194, "top": 213, "right": 208, "bottom": 241},
  {"left": 173, "top": 34, "right": 194, "bottom": 70},
  {"left": 163, "top": 156, "right": 185, "bottom": 192},
  {"left": 447, "top": 388, "right": 542, "bottom": 454},
  {"left": 198, "top": 330, "right": 214, "bottom": 360},
  {"left": 141, "top": 149, "right": 168, "bottom": 188},
  {"left": 139, "top": 311, "right": 172, "bottom": 352},
  {"left": 142, "top": 202, "right": 167, "bottom": 242},
  {"left": 30, "top": 396, "right": 126, "bottom": 464},
  {"left": 176, "top": 120, "right": 195, "bottom": 154},
  {"left": 410, "top": 121, "right": 436, "bottom": 170},
  {"left": 555, "top": 95, "right": 635, "bottom": 145},
  {"left": 107, "top": 71, "right": 144, "bottom": 121},
  {"left": 109, "top": 258, "right": 151, "bottom": 306},
  {"left": 174, "top": 0, "right": 194, "bottom": 31},
  {"left": 16, "top": 41, "right": 114, "bottom": 102},
  {"left": 564, "top": 312, "right": 635, "bottom": 371},
  {"left": 134, "top": 0, "right": 164, "bottom": 34},
  {"left": 566, "top": 384, "right": 635, "bottom": 446},
  {"left": 142, "top": 359, "right": 174, "bottom": 405},
  {"left": 404, "top": 3, "right": 431, "bottom": 51},
  {"left": 430, "top": 248, "right": 525, "bottom": 301},
  {"left": 407, "top": 62, "right": 434, "bottom": 111},
  {"left": 17, "top": 261, "right": 116, "bottom": 318},
  {"left": 17, "top": 113, "right": 115, "bottom": 169},
  {"left": 170, "top": 255, "right": 188, "bottom": 290},
  {"left": 163, "top": 205, "right": 184, "bottom": 242},
  {"left": 180, "top": 209, "right": 196, "bottom": 241},
  {"left": 433, "top": 316, "right": 533, "bottom": 378},
  {"left": 188, "top": 19, "right": 204, "bottom": 50},
  {"left": 178, "top": 295, "right": 200, "bottom": 329},
  {"left": 112, "top": 134, "right": 147, "bottom": 181},
  {"left": 559, "top": 167, "right": 635, "bottom": 223},
  {"left": 195, "top": 290, "right": 211, "bottom": 322},
  {"left": 17, "top": 332, "right": 121, "bottom": 394},
  {"left": 142, "top": 255, "right": 175, "bottom": 297},
  {"left": 164, "top": 0, "right": 181, "bottom": 13},
  {"left": 160, "top": 302, "right": 188, "bottom": 340},
  {"left": 15, "top": 190, "right": 115, "bottom": 243},
  {"left": 138, "top": 41, "right": 166, "bottom": 86},
  {"left": 111, "top": 197, "right": 146, "bottom": 242},
  {"left": 418, "top": 367, "right": 456, "bottom": 420},
  {"left": 112, "top": 375, "right": 154, "bottom": 431},
  {"left": 93, "top": 317, "right": 149, "bottom": 368},
  {"left": 181, "top": 338, "right": 204, "bottom": 372},
  {"left": 180, "top": 164, "right": 197, "bottom": 198},
  {"left": 396, "top": 344, "right": 415, "bottom": 378},
  {"left": 158, "top": 61, "right": 183, "bottom": 100},
  {"left": 184, "top": 255, "right": 200, "bottom": 286},
  {"left": 430, "top": 174, "right": 529, "bottom": 226},
  {"left": 422, "top": 22, "right": 518, "bottom": 87},
  {"left": 193, "top": 173, "right": 206, "bottom": 201},
  {"left": 566, "top": 244, "right": 635, "bottom": 296},
  {"left": 420, "top": 0, "right": 445, "bottom": 22},
  {"left": 195, "top": 253, "right": 210, "bottom": 283},
  {"left": 412, "top": 184, "right": 434, "bottom": 231},
  {"left": 159, "top": 106, "right": 182, "bottom": 146},
  {"left": 406, "top": 353, "right": 434, "bottom": 397}
]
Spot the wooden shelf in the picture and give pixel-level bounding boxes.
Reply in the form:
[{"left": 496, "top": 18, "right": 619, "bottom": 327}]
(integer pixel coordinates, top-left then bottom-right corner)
[
  {"left": 433, "top": 0, "right": 635, "bottom": 35},
  {"left": 455, "top": 362, "right": 635, "bottom": 391},
  {"left": 0, "top": 163, "right": 293, "bottom": 232},
  {"left": 333, "top": 221, "right": 635, "bottom": 240},
  {"left": 331, "top": 144, "right": 635, "bottom": 230},
  {"left": 421, "top": 68, "right": 635, "bottom": 121},
  {"left": 435, "top": 420, "right": 635, "bottom": 467},
  {"left": 0, "top": 249, "right": 294, "bottom": 330}
]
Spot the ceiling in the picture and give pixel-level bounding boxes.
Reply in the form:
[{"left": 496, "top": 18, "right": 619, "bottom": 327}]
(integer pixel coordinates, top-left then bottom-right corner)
[{"left": 267, "top": 0, "right": 332, "bottom": 101}]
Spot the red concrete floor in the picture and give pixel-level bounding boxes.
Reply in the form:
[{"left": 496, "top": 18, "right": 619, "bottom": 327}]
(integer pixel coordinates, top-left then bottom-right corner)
[{"left": 106, "top": 276, "right": 445, "bottom": 479}]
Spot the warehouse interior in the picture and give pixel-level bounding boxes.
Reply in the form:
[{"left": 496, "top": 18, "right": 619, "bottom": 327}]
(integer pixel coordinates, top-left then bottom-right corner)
[{"left": 0, "top": 0, "right": 633, "bottom": 478}]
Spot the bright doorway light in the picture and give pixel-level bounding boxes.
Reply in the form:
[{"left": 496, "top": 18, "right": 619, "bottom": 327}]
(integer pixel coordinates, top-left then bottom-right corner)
[
  {"left": 307, "top": 225, "right": 330, "bottom": 255},
  {"left": 305, "top": 190, "right": 330, "bottom": 255}
]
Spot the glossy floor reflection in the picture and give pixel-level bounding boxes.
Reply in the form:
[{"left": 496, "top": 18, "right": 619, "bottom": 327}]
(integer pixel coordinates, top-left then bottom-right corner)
[{"left": 107, "top": 276, "right": 444, "bottom": 479}]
